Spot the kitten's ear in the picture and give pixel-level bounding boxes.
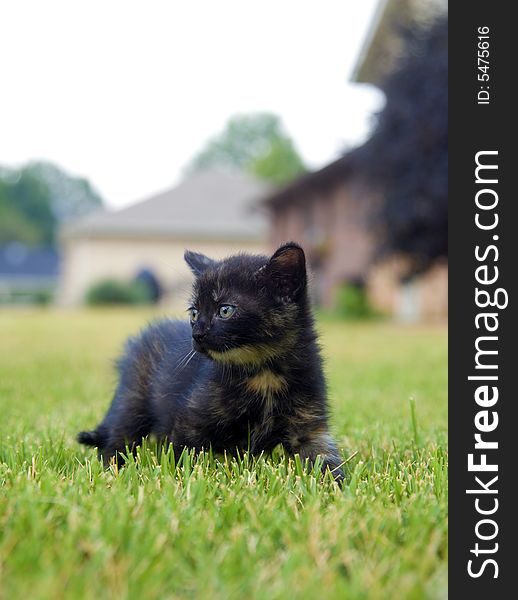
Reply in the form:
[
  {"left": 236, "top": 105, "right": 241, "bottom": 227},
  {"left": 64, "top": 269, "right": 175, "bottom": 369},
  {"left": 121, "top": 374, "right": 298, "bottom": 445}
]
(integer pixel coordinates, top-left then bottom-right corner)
[
  {"left": 184, "top": 250, "right": 215, "bottom": 276},
  {"left": 257, "top": 243, "right": 307, "bottom": 303}
]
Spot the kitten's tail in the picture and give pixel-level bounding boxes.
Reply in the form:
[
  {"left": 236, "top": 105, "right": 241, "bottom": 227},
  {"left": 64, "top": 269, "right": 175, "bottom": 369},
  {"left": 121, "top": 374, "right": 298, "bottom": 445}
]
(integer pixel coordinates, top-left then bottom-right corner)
[{"left": 77, "top": 429, "right": 103, "bottom": 447}]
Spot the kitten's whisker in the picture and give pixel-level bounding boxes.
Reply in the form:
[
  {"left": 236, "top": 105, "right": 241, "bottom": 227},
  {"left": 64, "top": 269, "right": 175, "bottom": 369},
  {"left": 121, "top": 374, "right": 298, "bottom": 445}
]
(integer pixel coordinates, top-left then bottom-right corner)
[
  {"left": 181, "top": 350, "right": 197, "bottom": 373},
  {"left": 172, "top": 350, "right": 192, "bottom": 372},
  {"left": 173, "top": 355, "right": 195, "bottom": 379},
  {"left": 170, "top": 349, "right": 196, "bottom": 378}
]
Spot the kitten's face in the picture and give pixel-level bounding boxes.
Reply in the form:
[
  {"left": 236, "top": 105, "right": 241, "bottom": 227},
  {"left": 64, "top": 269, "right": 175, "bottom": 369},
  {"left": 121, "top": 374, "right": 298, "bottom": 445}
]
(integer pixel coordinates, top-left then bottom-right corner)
[{"left": 185, "top": 244, "right": 307, "bottom": 366}]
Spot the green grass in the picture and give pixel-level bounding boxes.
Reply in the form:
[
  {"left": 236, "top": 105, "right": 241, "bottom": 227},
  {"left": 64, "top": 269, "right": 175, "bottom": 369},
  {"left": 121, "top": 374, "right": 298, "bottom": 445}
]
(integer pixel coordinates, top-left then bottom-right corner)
[{"left": 0, "top": 309, "right": 447, "bottom": 600}]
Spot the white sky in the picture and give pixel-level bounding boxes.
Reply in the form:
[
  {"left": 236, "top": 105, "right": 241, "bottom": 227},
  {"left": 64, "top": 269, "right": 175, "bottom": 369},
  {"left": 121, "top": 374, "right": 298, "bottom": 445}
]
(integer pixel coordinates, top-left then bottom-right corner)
[{"left": 0, "top": 1, "right": 383, "bottom": 209}]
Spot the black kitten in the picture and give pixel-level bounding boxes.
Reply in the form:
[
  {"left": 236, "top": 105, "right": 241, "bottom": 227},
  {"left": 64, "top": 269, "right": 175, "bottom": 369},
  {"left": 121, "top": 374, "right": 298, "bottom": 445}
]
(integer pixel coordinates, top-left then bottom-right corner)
[{"left": 78, "top": 243, "right": 344, "bottom": 482}]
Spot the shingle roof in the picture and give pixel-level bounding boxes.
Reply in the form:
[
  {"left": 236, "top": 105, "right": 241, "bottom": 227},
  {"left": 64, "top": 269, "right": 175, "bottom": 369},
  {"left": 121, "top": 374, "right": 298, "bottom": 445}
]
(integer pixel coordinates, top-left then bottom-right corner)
[
  {"left": 61, "top": 170, "right": 270, "bottom": 242},
  {"left": 262, "top": 156, "right": 355, "bottom": 208}
]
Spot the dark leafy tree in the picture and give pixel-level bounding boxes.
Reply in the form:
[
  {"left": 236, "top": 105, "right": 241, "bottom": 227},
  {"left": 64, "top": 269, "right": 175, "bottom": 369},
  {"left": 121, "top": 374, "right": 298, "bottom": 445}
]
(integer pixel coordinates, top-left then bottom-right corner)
[{"left": 354, "top": 16, "right": 448, "bottom": 277}]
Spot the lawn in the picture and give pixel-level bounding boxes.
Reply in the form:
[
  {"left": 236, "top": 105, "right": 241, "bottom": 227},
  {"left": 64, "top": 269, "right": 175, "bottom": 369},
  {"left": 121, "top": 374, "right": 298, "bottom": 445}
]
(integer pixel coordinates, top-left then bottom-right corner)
[{"left": 0, "top": 309, "right": 447, "bottom": 600}]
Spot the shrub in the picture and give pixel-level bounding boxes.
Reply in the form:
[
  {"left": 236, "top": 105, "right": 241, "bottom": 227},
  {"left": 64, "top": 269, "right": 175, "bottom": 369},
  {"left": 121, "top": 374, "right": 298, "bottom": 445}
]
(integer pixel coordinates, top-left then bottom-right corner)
[
  {"left": 335, "top": 282, "right": 378, "bottom": 320},
  {"left": 0, "top": 287, "right": 54, "bottom": 305},
  {"left": 33, "top": 288, "right": 54, "bottom": 305},
  {"left": 85, "top": 278, "right": 152, "bottom": 306}
]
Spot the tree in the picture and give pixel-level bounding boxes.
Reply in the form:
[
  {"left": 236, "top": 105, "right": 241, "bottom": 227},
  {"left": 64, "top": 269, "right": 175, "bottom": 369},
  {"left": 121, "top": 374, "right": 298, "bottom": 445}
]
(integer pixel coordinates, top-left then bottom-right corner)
[
  {"left": 27, "top": 161, "right": 104, "bottom": 223},
  {"left": 186, "top": 113, "right": 306, "bottom": 185},
  {"left": 250, "top": 136, "right": 307, "bottom": 185},
  {"left": 0, "top": 166, "right": 55, "bottom": 246},
  {"left": 353, "top": 16, "right": 448, "bottom": 277},
  {"left": 0, "top": 161, "right": 104, "bottom": 247}
]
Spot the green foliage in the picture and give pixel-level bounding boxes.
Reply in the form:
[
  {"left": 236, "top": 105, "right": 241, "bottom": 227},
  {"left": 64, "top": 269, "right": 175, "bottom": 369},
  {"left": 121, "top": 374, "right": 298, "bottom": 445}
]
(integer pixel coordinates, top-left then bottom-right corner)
[
  {"left": 335, "top": 283, "right": 379, "bottom": 320},
  {"left": 0, "top": 161, "right": 104, "bottom": 247},
  {"left": 187, "top": 112, "right": 306, "bottom": 185},
  {"left": 0, "top": 287, "right": 55, "bottom": 306},
  {"left": 26, "top": 161, "right": 104, "bottom": 223},
  {"left": 0, "top": 310, "right": 447, "bottom": 599},
  {"left": 85, "top": 279, "right": 153, "bottom": 306},
  {"left": 0, "top": 167, "right": 56, "bottom": 245},
  {"left": 250, "top": 136, "right": 306, "bottom": 185},
  {"left": 32, "top": 288, "right": 54, "bottom": 306}
]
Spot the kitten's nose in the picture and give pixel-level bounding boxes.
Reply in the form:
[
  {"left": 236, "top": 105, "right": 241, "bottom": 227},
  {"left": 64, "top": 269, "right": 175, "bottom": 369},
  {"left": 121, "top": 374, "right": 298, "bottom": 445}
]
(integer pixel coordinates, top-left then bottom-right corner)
[{"left": 192, "top": 331, "right": 206, "bottom": 343}]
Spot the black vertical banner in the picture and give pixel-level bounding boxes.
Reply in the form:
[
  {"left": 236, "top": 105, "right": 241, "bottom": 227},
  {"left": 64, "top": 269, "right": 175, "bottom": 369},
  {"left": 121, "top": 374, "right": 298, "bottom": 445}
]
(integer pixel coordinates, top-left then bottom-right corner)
[{"left": 449, "top": 2, "right": 516, "bottom": 596}]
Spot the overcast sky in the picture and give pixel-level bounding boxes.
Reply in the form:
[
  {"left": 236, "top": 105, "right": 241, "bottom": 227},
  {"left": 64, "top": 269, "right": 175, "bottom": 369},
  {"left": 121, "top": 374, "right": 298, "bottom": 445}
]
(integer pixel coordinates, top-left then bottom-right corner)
[{"left": 1, "top": 1, "right": 383, "bottom": 209}]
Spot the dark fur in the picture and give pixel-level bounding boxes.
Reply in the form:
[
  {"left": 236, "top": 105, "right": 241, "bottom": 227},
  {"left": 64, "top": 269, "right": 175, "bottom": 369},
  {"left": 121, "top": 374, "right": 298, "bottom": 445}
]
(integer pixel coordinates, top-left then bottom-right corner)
[{"left": 78, "top": 243, "right": 344, "bottom": 481}]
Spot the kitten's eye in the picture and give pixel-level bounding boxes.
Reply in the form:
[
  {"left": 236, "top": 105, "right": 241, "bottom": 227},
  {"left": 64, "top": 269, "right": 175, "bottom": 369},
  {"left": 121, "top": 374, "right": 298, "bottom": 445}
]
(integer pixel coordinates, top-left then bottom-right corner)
[
  {"left": 218, "top": 305, "right": 236, "bottom": 319},
  {"left": 189, "top": 308, "right": 199, "bottom": 322}
]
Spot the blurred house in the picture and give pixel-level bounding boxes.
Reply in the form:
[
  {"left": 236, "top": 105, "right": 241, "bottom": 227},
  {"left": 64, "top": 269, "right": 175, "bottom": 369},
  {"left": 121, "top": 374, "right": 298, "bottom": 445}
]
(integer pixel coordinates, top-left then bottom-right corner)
[
  {"left": 353, "top": 0, "right": 447, "bottom": 321},
  {"left": 0, "top": 243, "right": 59, "bottom": 304},
  {"left": 264, "top": 157, "right": 372, "bottom": 307},
  {"left": 59, "top": 170, "right": 269, "bottom": 307},
  {"left": 263, "top": 158, "right": 447, "bottom": 321},
  {"left": 264, "top": 0, "right": 448, "bottom": 321}
]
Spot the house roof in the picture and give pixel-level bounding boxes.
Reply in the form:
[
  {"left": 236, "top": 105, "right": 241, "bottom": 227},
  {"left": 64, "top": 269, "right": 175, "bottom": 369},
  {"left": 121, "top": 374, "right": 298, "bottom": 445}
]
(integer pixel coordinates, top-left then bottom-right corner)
[
  {"left": 61, "top": 169, "right": 270, "bottom": 242},
  {"left": 0, "top": 244, "right": 60, "bottom": 280},
  {"left": 351, "top": 0, "right": 447, "bottom": 85},
  {"left": 263, "top": 156, "right": 355, "bottom": 208}
]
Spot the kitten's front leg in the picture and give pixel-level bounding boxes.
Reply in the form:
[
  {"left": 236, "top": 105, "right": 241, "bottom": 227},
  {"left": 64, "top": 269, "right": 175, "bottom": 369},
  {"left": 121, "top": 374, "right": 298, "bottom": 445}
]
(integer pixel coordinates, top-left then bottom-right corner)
[{"left": 286, "top": 426, "right": 344, "bottom": 483}]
